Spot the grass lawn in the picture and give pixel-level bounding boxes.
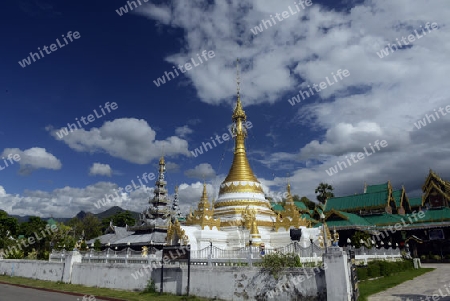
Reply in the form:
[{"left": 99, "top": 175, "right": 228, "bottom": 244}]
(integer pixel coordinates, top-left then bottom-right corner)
[
  {"left": 358, "top": 268, "right": 434, "bottom": 301},
  {"left": 0, "top": 275, "right": 212, "bottom": 301}
]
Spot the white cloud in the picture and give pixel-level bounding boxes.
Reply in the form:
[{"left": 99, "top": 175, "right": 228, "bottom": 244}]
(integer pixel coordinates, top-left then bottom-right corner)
[
  {"left": 184, "top": 163, "right": 216, "bottom": 179},
  {"left": 175, "top": 125, "right": 193, "bottom": 138},
  {"left": 178, "top": 181, "right": 215, "bottom": 214},
  {"left": 132, "top": 0, "right": 450, "bottom": 200},
  {"left": 89, "top": 163, "right": 112, "bottom": 177},
  {"left": 0, "top": 182, "right": 153, "bottom": 218},
  {"left": 1, "top": 147, "right": 62, "bottom": 175},
  {"left": 49, "top": 118, "right": 190, "bottom": 164}
]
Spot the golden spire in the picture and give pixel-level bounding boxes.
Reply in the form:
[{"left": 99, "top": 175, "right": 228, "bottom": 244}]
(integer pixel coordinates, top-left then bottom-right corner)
[
  {"left": 198, "top": 183, "right": 210, "bottom": 210},
  {"left": 222, "top": 59, "right": 260, "bottom": 184},
  {"left": 287, "top": 181, "right": 291, "bottom": 196}
]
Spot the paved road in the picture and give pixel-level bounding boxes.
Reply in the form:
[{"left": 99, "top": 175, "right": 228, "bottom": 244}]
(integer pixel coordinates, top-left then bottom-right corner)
[
  {"left": 368, "top": 264, "right": 450, "bottom": 301},
  {"left": 0, "top": 283, "right": 110, "bottom": 301}
]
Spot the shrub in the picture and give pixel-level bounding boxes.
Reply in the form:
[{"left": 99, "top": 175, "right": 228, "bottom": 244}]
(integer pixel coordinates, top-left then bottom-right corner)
[
  {"left": 260, "top": 252, "right": 302, "bottom": 279},
  {"left": 367, "top": 262, "right": 380, "bottom": 278},
  {"left": 141, "top": 279, "right": 156, "bottom": 294},
  {"left": 378, "top": 261, "right": 392, "bottom": 276},
  {"left": 357, "top": 267, "right": 368, "bottom": 281},
  {"left": 357, "top": 259, "right": 414, "bottom": 281}
]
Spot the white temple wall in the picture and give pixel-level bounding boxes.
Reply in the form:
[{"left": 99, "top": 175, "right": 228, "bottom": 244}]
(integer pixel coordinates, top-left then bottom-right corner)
[
  {"left": 0, "top": 260, "right": 326, "bottom": 300},
  {"left": 151, "top": 266, "right": 326, "bottom": 301},
  {"left": 0, "top": 259, "right": 64, "bottom": 281}
]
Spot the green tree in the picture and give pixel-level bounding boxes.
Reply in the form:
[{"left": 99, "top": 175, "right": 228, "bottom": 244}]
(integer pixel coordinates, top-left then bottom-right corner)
[
  {"left": 18, "top": 216, "right": 48, "bottom": 258},
  {"left": 82, "top": 214, "right": 102, "bottom": 240},
  {"left": 101, "top": 211, "right": 135, "bottom": 230},
  {"left": 0, "top": 210, "right": 19, "bottom": 249},
  {"left": 51, "top": 223, "right": 74, "bottom": 250},
  {"left": 93, "top": 239, "right": 102, "bottom": 251},
  {"left": 351, "top": 231, "right": 373, "bottom": 249},
  {"left": 293, "top": 195, "right": 316, "bottom": 210},
  {"left": 315, "top": 183, "right": 334, "bottom": 204},
  {"left": 67, "top": 217, "right": 84, "bottom": 239},
  {"left": 67, "top": 214, "right": 102, "bottom": 241}
]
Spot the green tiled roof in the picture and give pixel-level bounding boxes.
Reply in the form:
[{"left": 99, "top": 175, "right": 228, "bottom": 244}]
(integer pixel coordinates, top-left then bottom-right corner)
[
  {"left": 415, "top": 208, "right": 450, "bottom": 224},
  {"left": 314, "top": 211, "right": 371, "bottom": 228},
  {"left": 366, "top": 182, "right": 389, "bottom": 193},
  {"left": 294, "top": 201, "right": 308, "bottom": 211},
  {"left": 325, "top": 191, "right": 389, "bottom": 212},
  {"left": 409, "top": 197, "right": 423, "bottom": 208},
  {"left": 301, "top": 213, "right": 317, "bottom": 223},
  {"left": 392, "top": 190, "right": 403, "bottom": 208},
  {"left": 363, "top": 213, "right": 405, "bottom": 226},
  {"left": 271, "top": 203, "right": 284, "bottom": 212}
]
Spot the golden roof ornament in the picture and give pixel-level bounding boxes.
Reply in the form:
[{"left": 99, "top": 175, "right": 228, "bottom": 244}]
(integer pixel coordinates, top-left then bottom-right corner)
[{"left": 185, "top": 183, "right": 220, "bottom": 230}]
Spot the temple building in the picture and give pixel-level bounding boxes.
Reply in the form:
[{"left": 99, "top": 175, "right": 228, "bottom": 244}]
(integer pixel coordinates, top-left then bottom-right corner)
[
  {"left": 88, "top": 156, "right": 181, "bottom": 249},
  {"left": 166, "top": 67, "right": 317, "bottom": 251},
  {"left": 316, "top": 170, "right": 450, "bottom": 258}
]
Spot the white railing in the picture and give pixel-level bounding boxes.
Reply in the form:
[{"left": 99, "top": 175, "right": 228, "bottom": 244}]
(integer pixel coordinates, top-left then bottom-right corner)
[
  {"left": 49, "top": 247, "right": 161, "bottom": 264},
  {"left": 49, "top": 244, "right": 403, "bottom": 266}
]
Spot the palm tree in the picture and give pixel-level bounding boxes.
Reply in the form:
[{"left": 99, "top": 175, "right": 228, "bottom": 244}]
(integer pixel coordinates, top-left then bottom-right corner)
[{"left": 315, "top": 183, "right": 334, "bottom": 204}]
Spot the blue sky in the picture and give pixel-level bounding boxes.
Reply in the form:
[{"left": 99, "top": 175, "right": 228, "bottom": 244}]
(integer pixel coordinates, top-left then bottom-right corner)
[{"left": 1, "top": 0, "right": 450, "bottom": 218}]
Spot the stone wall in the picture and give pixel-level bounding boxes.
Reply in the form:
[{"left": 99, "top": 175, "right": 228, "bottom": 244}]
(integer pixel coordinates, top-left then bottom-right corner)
[
  {"left": 0, "top": 258, "right": 326, "bottom": 300},
  {"left": 71, "top": 262, "right": 151, "bottom": 291},
  {"left": 0, "top": 259, "right": 64, "bottom": 282}
]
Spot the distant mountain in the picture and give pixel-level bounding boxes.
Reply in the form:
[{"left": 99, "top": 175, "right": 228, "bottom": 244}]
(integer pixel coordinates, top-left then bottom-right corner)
[
  {"left": 9, "top": 215, "right": 72, "bottom": 223},
  {"left": 95, "top": 206, "right": 140, "bottom": 221},
  {"left": 8, "top": 206, "right": 140, "bottom": 224}
]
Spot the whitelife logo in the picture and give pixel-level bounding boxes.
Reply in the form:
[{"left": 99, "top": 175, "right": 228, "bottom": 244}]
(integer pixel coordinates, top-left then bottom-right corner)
[
  {"left": 153, "top": 50, "right": 216, "bottom": 87},
  {"left": 190, "top": 121, "right": 253, "bottom": 158},
  {"left": 325, "top": 140, "right": 388, "bottom": 176},
  {"left": 287, "top": 69, "right": 350, "bottom": 106},
  {"left": 376, "top": 22, "right": 438, "bottom": 59},
  {"left": 55, "top": 102, "right": 118, "bottom": 139},
  {"left": 18, "top": 31, "right": 81, "bottom": 68},
  {"left": 250, "top": 0, "right": 313, "bottom": 36},
  {"left": 413, "top": 105, "right": 450, "bottom": 129},
  {"left": 0, "top": 153, "right": 21, "bottom": 171},
  {"left": 115, "top": 0, "right": 148, "bottom": 16}
]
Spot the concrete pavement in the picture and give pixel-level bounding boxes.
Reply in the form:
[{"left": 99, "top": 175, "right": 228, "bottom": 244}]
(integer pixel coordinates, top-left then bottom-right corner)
[{"left": 368, "top": 264, "right": 450, "bottom": 301}]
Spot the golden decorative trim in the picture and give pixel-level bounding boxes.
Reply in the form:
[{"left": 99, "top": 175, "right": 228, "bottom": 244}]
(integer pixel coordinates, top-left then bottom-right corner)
[
  {"left": 166, "top": 220, "right": 189, "bottom": 245},
  {"left": 272, "top": 184, "right": 312, "bottom": 231},
  {"left": 214, "top": 200, "right": 271, "bottom": 209},
  {"left": 219, "top": 183, "right": 264, "bottom": 194},
  {"left": 214, "top": 207, "right": 276, "bottom": 217},
  {"left": 219, "top": 220, "right": 275, "bottom": 228}
]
